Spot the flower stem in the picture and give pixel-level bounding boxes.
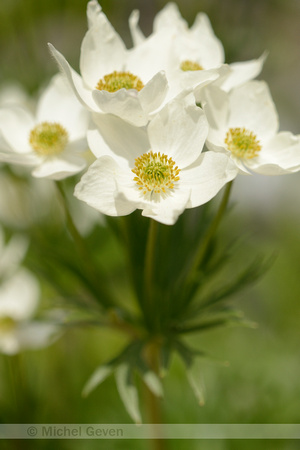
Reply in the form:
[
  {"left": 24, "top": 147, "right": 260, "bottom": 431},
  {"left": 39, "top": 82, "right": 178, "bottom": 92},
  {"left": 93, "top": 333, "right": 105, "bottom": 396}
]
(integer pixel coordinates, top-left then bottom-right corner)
[
  {"left": 56, "top": 181, "right": 90, "bottom": 261},
  {"left": 55, "top": 181, "right": 115, "bottom": 308},
  {"left": 143, "top": 340, "right": 167, "bottom": 450},
  {"left": 144, "top": 219, "right": 158, "bottom": 322},
  {"left": 188, "top": 180, "right": 234, "bottom": 283}
]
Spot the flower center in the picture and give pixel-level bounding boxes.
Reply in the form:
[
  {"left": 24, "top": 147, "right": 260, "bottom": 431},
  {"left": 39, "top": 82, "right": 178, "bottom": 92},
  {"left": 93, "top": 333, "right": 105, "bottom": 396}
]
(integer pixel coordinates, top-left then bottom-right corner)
[
  {"left": 132, "top": 151, "right": 180, "bottom": 195},
  {"left": 96, "top": 71, "right": 144, "bottom": 92},
  {"left": 29, "top": 122, "right": 69, "bottom": 156},
  {"left": 0, "top": 316, "right": 16, "bottom": 334},
  {"left": 180, "top": 60, "right": 203, "bottom": 71},
  {"left": 225, "top": 127, "right": 261, "bottom": 159}
]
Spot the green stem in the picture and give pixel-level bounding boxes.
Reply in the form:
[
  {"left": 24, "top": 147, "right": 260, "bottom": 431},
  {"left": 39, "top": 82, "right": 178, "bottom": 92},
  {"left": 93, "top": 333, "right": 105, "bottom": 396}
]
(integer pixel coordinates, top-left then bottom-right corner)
[
  {"left": 144, "top": 219, "right": 158, "bottom": 319},
  {"left": 55, "top": 181, "right": 115, "bottom": 308},
  {"left": 187, "top": 180, "right": 234, "bottom": 284},
  {"left": 56, "top": 181, "right": 91, "bottom": 261},
  {"left": 143, "top": 340, "right": 167, "bottom": 450}
]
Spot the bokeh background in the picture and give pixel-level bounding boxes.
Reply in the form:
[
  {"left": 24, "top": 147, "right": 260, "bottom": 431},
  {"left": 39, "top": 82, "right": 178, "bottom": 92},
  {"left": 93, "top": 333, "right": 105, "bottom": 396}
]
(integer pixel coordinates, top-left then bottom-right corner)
[{"left": 0, "top": 0, "right": 300, "bottom": 449}]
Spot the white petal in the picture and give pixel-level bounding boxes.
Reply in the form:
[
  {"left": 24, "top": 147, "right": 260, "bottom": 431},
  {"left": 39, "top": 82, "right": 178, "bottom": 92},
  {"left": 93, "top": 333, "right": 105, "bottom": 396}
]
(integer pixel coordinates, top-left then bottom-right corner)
[
  {"left": 126, "top": 31, "right": 172, "bottom": 83},
  {"left": 220, "top": 52, "right": 268, "bottom": 92},
  {"left": 0, "top": 333, "right": 20, "bottom": 355},
  {"left": 92, "top": 89, "right": 147, "bottom": 126},
  {"left": 129, "top": 10, "right": 145, "bottom": 46},
  {"left": 177, "top": 69, "right": 219, "bottom": 92},
  {"left": 138, "top": 71, "right": 168, "bottom": 116},
  {"left": 148, "top": 94, "right": 208, "bottom": 168},
  {"left": 88, "top": 113, "right": 149, "bottom": 166},
  {"left": 201, "top": 84, "right": 229, "bottom": 131},
  {"left": 190, "top": 13, "right": 225, "bottom": 67},
  {"left": 80, "top": 12, "right": 127, "bottom": 87},
  {"left": 228, "top": 81, "right": 279, "bottom": 141},
  {"left": 246, "top": 132, "right": 300, "bottom": 175},
  {"left": 87, "top": 0, "right": 102, "bottom": 29},
  {"left": 141, "top": 188, "right": 191, "bottom": 225},
  {"left": 74, "top": 157, "right": 136, "bottom": 216},
  {"left": 32, "top": 149, "right": 86, "bottom": 180},
  {"left": 48, "top": 44, "right": 99, "bottom": 111},
  {"left": 14, "top": 321, "right": 60, "bottom": 350},
  {"left": 153, "top": 3, "right": 186, "bottom": 33},
  {"left": 181, "top": 152, "right": 237, "bottom": 207},
  {"left": 0, "top": 268, "right": 40, "bottom": 321},
  {"left": 0, "top": 106, "right": 34, "bottom": 154},
  {"left": 0, "top": 234, "right": 28, "bottom": 279},
  {"left": 36, "top": 74, "right": 90, "bottom": 141}
]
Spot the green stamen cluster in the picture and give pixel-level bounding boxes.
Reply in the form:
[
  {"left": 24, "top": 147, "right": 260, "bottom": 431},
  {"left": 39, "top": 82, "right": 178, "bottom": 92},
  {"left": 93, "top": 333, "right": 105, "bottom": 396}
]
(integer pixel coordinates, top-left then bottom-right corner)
[
  {"left": 132, "top": 151, "right": 180, "bottom": 195},
  {"left": 96, "top": 71, "right": 144, "bottom": 92},
  {"left": 29, "top": 122, "right": 69, "bottom": 156},
  {"left": 225, "top": 127, "right": 261, "bottom": 159}
]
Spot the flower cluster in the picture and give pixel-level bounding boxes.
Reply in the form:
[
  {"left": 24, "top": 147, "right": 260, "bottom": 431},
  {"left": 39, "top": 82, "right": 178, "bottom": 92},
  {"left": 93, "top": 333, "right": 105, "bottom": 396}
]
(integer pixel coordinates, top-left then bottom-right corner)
[
  {"left": 1, "top": 0, "right": 299, "bottom": 225},
  {"left": 0, "top": 0, "right": 299, "bottom": 423}
]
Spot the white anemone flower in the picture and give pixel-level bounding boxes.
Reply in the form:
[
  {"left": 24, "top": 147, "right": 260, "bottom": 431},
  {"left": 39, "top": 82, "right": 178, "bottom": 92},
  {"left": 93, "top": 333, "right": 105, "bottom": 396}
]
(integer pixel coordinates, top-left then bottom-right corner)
[
  {"left": 129, "top": 2, "right": 267, "bottom": 94},
  {"left": 0, "top": 74, "right": 90, "bottom": 180},
  {"left": 203, "top": 81, "right": 300, "bottom": 175},
  {"left": 0, "top": 228, "right": 59, "bottom": 355},
  {"left": 74, "top": 94, "right": 237, "bottom": 225},
  {"left": 48, "top": 1, "right": 170, "bottom": 127}
]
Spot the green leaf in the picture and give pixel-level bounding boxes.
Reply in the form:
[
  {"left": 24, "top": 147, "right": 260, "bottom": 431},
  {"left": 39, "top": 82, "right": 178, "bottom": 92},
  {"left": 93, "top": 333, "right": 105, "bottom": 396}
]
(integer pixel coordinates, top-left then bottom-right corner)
[
  {"left": 142, "top": 371, "right": 163, "bottom": 398},
  {"left": 186, "top": 358, "right": 205, "bottom": 406},
  {"left": 115, "top": 364, "right": 142, "bottom": 424},
  {"left": 82, "top": 365, "right": 113, "bottom": 398},
  {"left": 159, "top": 344, "right": 172, "bottom": 378}
]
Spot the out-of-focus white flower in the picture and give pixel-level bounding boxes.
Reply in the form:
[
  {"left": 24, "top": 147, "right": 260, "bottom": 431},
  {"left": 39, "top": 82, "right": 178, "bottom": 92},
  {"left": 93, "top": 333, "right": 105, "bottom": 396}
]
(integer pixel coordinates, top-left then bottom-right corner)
[
  {"left": 129, "top": 2, "right": 266, "bottom": 95},
  {"left": 0, "top": 82, "right": 34, "bottom": 110},
  {"left": 0, "top": 74, "right": 91, "bottom": 180},
  {"left": 74, "top": 94, "right": 237, "bottom": 225},
  {"left": 0, "top": 227, "right": 28, "bottom": 279},
  {"left": 203, "top": 81, "right": 300, "bottom": 175},
  {"left": 0, "top": 228, "right": 59, "bottom": 354},
  {"left": 0, "top": 172, "right": 57, "bottom": 229}
]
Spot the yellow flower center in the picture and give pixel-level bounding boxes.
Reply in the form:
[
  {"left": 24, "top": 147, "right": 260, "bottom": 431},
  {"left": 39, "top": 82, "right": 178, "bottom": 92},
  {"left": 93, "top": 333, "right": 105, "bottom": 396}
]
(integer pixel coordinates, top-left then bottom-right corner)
[
  {"left": 96, "top": 71, "right": 144, "bottom": 92},
  {"left": 0, "top": 316, "right": 16, "bottom": 334},
  {"left": 180, "top": 60, "right": 203, "bottom": 71},
  {"left": 132, "top": 151, "right": 180, "bottom": 195},
  {"left": 29, "top": 122, "right": 69, "bottom": 156},
  {"left": 225, "top": 127, "right": 261, "bottom": 159}
]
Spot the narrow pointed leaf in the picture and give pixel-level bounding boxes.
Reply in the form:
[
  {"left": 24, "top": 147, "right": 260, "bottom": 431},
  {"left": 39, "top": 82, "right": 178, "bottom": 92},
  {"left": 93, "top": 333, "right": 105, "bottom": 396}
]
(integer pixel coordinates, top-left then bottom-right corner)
[
  {"left": 186, "top": 359, "right": 205, "bottom": 406},
  {"left": 82, "top": 365, "right": 113, "bottom": 397},
  {"left": 142, "top": 371, "right": 163, "bottom": 398},
  {"left": 115, "top": 364, "right": 142, "bottom": 424}
]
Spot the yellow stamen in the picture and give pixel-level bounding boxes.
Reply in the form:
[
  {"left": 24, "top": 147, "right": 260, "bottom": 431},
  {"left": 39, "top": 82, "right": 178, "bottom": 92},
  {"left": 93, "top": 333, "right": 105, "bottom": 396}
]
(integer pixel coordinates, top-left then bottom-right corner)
[
  {"left": 180, "top": 60, "right": 203, "bottom": 71},
  {"left": 132, "top": 151, "right": 180, "bottom": 195},
  {"left": 225, "top": 127, "right": 261, "bottom": 159},
  {"left": 96, "top": 71, "right": 144, "bottom": 92},
  {"left": 29, "top": 122, "right": 69, "bottom": 156}
]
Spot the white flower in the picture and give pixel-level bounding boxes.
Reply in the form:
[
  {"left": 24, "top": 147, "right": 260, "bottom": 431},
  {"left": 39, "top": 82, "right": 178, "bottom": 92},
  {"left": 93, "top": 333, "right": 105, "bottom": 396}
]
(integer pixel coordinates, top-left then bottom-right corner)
[
  {"left": 48, "top": 1, "right": 169, "bottom": 127},
  {"left": 129, "top": 2, "right": 266, "bottom": 94},
  {"left": 74, "top": 94, "right": 237, "bottom": 225},
  {"left": 0, "top": 227, "right": 28, "bottom": 279},
  {"left": 203, "top": 81, "right": 300, "bottom": 175},
  {"left": 0, "top": 74, "right": 90, "bottom": 180},
  {"left": 0, "top": 82, "right": 33, "bottom": 109},
  {"left": 0, "top": 228, "right": 59, "bottom": 354}
]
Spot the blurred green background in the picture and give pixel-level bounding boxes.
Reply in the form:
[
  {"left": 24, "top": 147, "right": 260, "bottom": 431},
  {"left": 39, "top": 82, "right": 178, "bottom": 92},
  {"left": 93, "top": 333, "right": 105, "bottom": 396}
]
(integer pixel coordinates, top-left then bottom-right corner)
[{"left": 0, "top": 0, "right": 300, "bottom": 449}]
